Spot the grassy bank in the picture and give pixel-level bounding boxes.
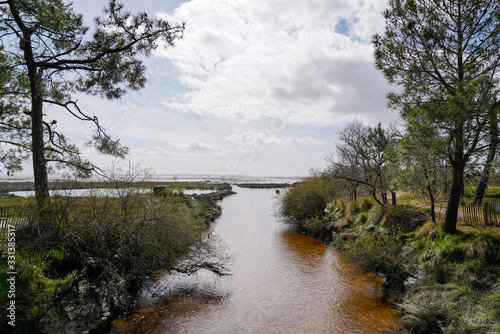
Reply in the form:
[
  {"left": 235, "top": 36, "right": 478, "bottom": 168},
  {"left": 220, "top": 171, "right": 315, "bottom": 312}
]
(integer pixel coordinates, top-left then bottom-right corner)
[
  {"left": 0, "top": 184, "right": 233, "bottom": 333},
  {"left": 327, "top": 199, "right": 500, "bottom": 333},
  {"left": 279, "top": 180, "right": 500, "bottom": 333}
]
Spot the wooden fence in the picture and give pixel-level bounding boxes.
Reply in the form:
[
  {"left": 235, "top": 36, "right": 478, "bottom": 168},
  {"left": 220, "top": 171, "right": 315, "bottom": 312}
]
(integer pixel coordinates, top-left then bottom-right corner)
[
  {"left": 0, "top": 205, "right": 30, "bottom": 230},
  {"left": 463, "top": 199, "right": 500, "bottom": 226}
]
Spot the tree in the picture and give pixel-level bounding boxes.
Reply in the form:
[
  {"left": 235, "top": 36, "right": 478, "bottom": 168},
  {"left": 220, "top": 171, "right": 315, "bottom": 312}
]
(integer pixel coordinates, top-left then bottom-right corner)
[
  {"left": 0, "top": 0, "right": 184, "bottom": 212},
  {"left": 374, "top": 0, "right": 500, "bottom": 233},
  {"left": 472, "top": 107, "right": 499, "bottom": 205},
  {"left": 395, "top": 109, "right": 450, "bottom": 222},
  {"left": 326, "top": 120, "right": 396, "bottom": 206},
  {"left": 325, "top": 120, "right": 368, "bottom": 201}
]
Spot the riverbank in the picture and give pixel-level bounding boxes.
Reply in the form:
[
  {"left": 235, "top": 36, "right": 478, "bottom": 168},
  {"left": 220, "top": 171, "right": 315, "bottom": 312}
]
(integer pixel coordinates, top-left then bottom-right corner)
[
  {"left": 291, "top": 197, "right": 500, "bottom": 333},
  {"left": 0, "top": 184, "right": 235, "bottom": 333},
  {"left": 112, "top": 187, "right": 405, "bottom": 334}
]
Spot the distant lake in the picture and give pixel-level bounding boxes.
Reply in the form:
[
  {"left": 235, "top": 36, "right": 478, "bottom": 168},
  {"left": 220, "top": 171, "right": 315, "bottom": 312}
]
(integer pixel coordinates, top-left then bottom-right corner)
[{"left": 8, "top": 188, "right": 217, "bottom": 198}]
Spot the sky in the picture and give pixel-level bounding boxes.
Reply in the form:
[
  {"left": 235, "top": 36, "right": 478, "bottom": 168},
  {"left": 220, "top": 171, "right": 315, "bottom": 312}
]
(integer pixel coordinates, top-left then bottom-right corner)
[{"left": 16, "top": 0, "right": 400, "bottom": 178}]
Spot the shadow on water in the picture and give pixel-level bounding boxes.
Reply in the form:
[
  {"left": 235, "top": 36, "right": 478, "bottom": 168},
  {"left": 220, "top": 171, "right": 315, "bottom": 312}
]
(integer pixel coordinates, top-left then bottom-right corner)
[{"left": 112, "top": 188, "right": 405, "bottom": 334}]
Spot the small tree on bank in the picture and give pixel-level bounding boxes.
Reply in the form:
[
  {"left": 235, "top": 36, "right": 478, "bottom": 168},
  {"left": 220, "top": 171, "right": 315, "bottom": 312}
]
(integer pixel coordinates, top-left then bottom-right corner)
[
  {"left": 326, "top": 120, "right": 397, "bottom": 206},
  {"left": 0, "top": 0, "right": 184, "bottom": 212},
  {"left": 374, "top": 0, "right": 500, "bottom": 233}
]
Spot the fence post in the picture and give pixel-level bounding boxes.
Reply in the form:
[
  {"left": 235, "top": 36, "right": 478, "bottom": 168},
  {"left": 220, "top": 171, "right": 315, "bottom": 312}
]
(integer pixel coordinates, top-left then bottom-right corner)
[{"left": 483, "top": 201, "right": 489, "bottom": 226}]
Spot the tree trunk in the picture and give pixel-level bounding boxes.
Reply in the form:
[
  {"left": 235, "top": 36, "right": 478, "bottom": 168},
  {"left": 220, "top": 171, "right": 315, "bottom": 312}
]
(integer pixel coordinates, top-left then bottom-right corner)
[
  {"left": 428, "top": 184, "right": 436, "bottom": 223},
  {"left": 391, "top": 191, "right": 397, "bottom": 205},
  {"left": 423, "top": 168, "right": 436, "bottom": 222},
  {"left": 473, "top": 159, "right": 493, "bottom": 206},
  {"left": 14, "top": 4, "right": 51, "bottom": 214},
  {"left": 27, "top": 63, "right": 50, "bottom": 213},
  {"left": 31, "top": 83, "right": 50, "bottom": 213},
  {"left": 372, "top": 188, "right": 384, "bottom": 206},
  {"left": 472, "top": 115, "right": 498, "bottom": 206},
  {"left": 381, "top": 190, "right": 388, "bottom": 205},
  {"left": 443, "top": 162, "right": 465, "bottom": 233}
]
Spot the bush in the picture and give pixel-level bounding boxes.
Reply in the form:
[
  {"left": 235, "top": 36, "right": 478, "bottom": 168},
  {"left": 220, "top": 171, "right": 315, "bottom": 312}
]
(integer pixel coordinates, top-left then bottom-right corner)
[
  {"left": 346, "top": 201, "right": 361, "bottom": 217},
  {"left": 359, "top": 197, "right": 374, "bottom": 212},
  {"left": 301, "top": 219, "right": 332, "bottom": 242},
  {"left": 0, "top": 167, "right": 231, "bottom": 333},
  {"left": 279, "top": 176, "right": 337, "bottom": 220},
  {"left": 345, "top": 233, "right": 414, "bottom": 294},
  {"left": 381, "top": 205, "right": 430, "bottom": 233}
]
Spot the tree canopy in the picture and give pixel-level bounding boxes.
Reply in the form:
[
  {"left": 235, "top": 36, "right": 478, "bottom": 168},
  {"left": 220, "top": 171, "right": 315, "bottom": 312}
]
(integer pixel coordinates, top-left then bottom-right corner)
[
  {"left": 374, "top": 0, "right": 500, "bottom": 233},
  {"left": 0, "top": 0, "right": 184, "bottom": 210}
]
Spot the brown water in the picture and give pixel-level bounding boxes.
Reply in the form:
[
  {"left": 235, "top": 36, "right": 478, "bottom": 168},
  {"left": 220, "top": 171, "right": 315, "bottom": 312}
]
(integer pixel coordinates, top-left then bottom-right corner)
[{"left": 112, "top": 187, "right": 404, "bottom": 334}]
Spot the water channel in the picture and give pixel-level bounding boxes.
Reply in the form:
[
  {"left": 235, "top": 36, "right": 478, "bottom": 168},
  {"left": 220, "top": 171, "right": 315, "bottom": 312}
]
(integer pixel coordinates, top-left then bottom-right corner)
[{"left": 111, "top": 187, "right": 404, "bottom": 333}]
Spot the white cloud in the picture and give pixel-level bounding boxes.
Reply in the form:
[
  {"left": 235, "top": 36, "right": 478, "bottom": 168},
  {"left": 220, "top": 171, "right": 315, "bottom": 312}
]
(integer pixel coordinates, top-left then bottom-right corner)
[
  {"left": 155, "top": 0, "right": 391, "bottom": 126},
  {"left": 9, "top": 0, "right": 396, "bottom": 179},
  {"left": 227, "top": 130, "right": 323, "bottom": 150},
  {"left": 168, "top": 141, "right": 227, "bottom": 154}
]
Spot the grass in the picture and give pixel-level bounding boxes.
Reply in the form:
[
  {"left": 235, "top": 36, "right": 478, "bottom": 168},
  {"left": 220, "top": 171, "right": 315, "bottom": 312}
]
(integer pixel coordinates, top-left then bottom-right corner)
[
  {"left": 0, "top": 182, "right": 232, "bottom": 333},
  {"left": 321, "top": 197, "right": 500, "bottom": 333}
]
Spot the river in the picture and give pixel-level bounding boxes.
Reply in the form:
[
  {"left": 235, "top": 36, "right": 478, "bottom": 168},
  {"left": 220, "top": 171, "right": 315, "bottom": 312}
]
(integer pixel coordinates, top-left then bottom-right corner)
[{"left": 111, "top": 187, "right": 404, "bottom": 333}]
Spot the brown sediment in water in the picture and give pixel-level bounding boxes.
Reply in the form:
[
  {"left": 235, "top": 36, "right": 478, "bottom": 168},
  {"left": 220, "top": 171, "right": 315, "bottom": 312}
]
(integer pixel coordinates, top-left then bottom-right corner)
[{"left": 112, "top": 188, "right": 405, "bottom": 334}]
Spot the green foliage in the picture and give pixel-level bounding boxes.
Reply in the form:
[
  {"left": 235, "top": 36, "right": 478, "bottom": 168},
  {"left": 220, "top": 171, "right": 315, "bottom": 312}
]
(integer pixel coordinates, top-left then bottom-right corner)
[
  {"left": 0, "top": 248, "right": 76, "bottom": 333},
  {"left": 323, "top": 195, "right": 500, "bottom": 332},
  {"left": 0, "top": 177, "right": 230, "bottom": 333},
  {"left": 359, "top": 197, "right": 374, "bottom": 212},
  {"left": 345, "top": 233, "right": 412, "bottom": 294},
  {"left": 381, "top": 204, "right": 430, "bottom": 233},
  {"left": 279, "top": 176, "right": 337, "bottom": 220},
  {"left": 0, "top": 0, "right": 184, "bottom": 185},
  {"left": 374, "top": 0, "right": 500, "bottom": 233},
  {"left": 485, "top": 186, "right": 500, "bottom": 199}
]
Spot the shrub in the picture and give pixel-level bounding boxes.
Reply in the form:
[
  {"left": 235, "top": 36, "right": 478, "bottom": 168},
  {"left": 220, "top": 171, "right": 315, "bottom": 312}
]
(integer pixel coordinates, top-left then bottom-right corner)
[
  {"left": 301, "top": 219, "right": 332, "bottom": 242},
  {"left": 346, "top": 201, "right": 361, "bottom": 217},
  {"left": 381, "top": 205, "right": 430, "bottom": 233},
  {"left": 0, "top": 167, "right": 231, "bottom": 333},
  {"left": 279, "top": 176, "right": 337, "bottom": 220},
  {"left": 345, "top": 233, "right": 414, "bottom": 294},
  {"left": 366, "top": 205, "right": 385, "bottom": 225},
  {"left": 325, "top": 199, "right": 347, "bottom": 220},
  {"left": 359, "top": 197, "right": 374, "bottom": 212}
]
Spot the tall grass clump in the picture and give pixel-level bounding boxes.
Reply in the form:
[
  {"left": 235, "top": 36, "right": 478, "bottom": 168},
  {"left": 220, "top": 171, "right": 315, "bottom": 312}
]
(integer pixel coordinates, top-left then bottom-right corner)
[
  {"left": 0, "top": 165, "right": 230, "bottom": 333},
  {"left": 398, "top": 230, "right": 500, "bottom": 333}
]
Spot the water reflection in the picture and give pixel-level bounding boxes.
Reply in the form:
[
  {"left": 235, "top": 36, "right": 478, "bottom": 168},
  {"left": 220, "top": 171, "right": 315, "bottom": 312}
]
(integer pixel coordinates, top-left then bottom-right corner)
[{"left": 112, "top": 188, "right": 404, "bottom": 333}]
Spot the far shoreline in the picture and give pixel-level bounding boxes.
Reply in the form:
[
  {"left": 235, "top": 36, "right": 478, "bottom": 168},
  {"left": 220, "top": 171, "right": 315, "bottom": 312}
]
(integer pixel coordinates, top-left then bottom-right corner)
[{"left": 0, "top": 180, "right": 295, "bottom": 195}]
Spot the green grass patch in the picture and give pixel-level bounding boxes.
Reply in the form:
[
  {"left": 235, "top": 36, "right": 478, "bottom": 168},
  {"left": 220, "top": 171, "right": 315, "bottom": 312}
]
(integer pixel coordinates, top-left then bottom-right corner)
[{"left": 321, "top": 195, "right": 500, "bottom": 333}]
